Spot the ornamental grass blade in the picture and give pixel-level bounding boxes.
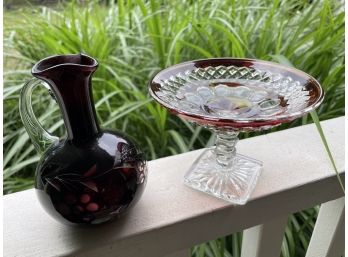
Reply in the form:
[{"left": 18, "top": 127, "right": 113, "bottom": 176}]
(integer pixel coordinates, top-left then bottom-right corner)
[{"left": 310, "top": 110, "right": 344, "bottom": 193}]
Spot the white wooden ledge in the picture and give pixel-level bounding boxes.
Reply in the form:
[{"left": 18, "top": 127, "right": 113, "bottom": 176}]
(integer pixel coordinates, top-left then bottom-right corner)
[{"left": 4, "top": 117, "right": 345, "bottom": 257}]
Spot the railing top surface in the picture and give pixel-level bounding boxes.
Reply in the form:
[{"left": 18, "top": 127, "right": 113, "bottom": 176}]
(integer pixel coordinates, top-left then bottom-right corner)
[{"left": 3, "top": 117, "right": 345, "bottom": 257}]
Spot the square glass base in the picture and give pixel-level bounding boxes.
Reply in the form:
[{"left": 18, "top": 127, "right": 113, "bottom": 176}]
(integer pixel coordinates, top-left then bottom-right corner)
[{"left": 184, "top": 148, "right": 262, "bottom": 205}]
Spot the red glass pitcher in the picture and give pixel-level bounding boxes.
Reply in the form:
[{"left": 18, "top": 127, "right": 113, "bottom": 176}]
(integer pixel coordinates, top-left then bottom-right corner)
[{"left": 19, "top": 53, "right": 147, "bottom": 225}]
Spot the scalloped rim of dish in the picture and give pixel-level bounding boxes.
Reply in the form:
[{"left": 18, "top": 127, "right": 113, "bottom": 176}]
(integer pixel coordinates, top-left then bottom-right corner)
[{"left": 149, "top": 58, "right": 324, "bottom": 126}]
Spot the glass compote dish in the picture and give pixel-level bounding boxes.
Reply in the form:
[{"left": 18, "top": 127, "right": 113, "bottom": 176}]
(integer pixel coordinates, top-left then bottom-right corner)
[{"left": 149, "top": 58, "right": 323, "bottom": 204}]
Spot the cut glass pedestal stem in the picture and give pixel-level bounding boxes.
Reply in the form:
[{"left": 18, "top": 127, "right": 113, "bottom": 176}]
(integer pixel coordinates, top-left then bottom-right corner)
[
  {"left": 215, "top": 130, "right": 239, "bottom": 169},
  {"left": 184, "top": 130, "right": 262, "bottom": 204}
]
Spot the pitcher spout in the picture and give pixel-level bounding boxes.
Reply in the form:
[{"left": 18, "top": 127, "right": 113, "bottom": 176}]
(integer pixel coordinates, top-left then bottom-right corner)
[{"left": 32, "top": 53, "right": 98, "bottom": 81}]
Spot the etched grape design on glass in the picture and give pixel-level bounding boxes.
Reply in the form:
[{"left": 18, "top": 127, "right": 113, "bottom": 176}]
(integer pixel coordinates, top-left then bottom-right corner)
[{"left": 149, "top": 59, "right": 323, "bottom": 204}]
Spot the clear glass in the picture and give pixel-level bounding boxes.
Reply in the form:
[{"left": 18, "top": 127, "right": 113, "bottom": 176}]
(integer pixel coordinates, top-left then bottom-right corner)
[
  {"left": 184, "top": 131, "right": 262, "bottom": 204},
  {"left": 149, "top": 58, "right": 323, "bottom": 204},
  {"left": 19, "top": 79, "right": 59, "bottom": 154}
]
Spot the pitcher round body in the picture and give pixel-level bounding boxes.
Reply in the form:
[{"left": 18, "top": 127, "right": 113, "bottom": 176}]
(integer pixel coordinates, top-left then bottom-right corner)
[{"left": 20, "top": 54, "right": 147, "bottom": 225}]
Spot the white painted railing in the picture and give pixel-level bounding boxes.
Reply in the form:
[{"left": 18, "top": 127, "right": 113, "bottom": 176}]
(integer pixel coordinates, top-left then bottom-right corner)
[{"left": 4, "top": 117, "right": 345, "bottom": 257}]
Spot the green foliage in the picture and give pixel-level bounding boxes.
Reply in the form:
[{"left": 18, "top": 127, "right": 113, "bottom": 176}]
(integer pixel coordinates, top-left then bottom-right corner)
[
  {"left": 3, "top": 0, "right": 344, "bottom": 256},
  {"left": 310, "top": 110, "right": 344, "bottom": 192}
]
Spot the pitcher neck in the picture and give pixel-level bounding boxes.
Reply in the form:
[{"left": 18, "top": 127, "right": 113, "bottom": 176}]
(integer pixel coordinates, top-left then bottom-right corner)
[
  {"left": 32, "top": 54, "right": 100, "bottom": 144},
  {"left": 54, "top": 74, "right": 100, "bottom": 143}
]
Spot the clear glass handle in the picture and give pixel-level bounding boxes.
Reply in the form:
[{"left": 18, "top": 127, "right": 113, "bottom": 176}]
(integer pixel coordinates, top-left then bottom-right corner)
[{"left": 19, "top": 79, "right": 59, "bottom": 154}]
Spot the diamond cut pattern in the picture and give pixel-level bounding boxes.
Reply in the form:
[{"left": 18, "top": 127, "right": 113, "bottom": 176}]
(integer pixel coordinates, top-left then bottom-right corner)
[{"left": 157, "top": 65, "right": 310, "bottom": 121}]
